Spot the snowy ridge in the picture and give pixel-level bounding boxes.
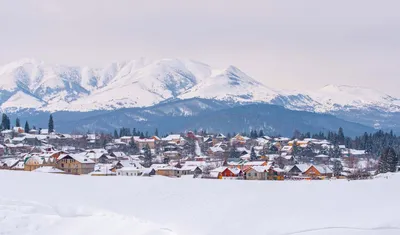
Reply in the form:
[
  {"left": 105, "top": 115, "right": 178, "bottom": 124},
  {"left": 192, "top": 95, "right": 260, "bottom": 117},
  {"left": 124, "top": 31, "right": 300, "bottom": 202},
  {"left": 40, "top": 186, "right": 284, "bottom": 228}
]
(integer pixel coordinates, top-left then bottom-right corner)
[{"left": 0, "top": 58, "right": 399, "bottom": 114}]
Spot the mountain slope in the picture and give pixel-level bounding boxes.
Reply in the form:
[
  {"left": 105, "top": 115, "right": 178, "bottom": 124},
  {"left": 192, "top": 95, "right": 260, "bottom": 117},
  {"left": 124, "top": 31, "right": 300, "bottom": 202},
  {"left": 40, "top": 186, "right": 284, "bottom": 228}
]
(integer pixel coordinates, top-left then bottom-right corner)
[
  {"left": 1, "top": 58, "right": 400, "bottom": 133},
  {"left": 8, "top": 99, "right": 373, "bottom": 136}
]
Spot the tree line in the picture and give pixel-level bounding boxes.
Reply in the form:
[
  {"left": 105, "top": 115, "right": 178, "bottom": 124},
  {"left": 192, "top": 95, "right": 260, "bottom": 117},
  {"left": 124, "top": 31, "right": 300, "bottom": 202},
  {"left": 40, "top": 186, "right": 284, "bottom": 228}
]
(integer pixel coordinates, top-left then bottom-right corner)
[{"left": 0, "top": 113, "right": 54, "bottom": 133}]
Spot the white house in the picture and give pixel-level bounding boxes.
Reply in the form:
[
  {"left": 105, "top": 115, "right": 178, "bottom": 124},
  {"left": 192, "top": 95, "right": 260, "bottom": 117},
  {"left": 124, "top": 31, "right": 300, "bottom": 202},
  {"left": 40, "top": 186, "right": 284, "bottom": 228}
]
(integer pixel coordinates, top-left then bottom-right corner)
[{"left": 116, "top": 167, "right": 142, "bottom": 176}]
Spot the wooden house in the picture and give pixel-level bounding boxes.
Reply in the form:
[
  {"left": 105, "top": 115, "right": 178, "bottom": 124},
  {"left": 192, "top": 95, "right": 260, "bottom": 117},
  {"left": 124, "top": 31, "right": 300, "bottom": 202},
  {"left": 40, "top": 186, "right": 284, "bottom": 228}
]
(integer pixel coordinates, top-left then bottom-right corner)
[
  {"left": 56, "top": 153, "right": 95, "bottom": 175},
  {"left": 303, "top": 165, "right": 333, "bottom": 179},
  {"left": 244, "top": 166, "right": 268, "bottom": 180}
]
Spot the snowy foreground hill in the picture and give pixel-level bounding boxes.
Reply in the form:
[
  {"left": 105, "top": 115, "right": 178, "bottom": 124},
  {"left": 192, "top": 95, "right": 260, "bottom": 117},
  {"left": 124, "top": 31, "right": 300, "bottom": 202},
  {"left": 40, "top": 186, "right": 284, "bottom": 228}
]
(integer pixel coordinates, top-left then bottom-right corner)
[{"left": 0, "top": 171, "right": 399, "bottom": 235}]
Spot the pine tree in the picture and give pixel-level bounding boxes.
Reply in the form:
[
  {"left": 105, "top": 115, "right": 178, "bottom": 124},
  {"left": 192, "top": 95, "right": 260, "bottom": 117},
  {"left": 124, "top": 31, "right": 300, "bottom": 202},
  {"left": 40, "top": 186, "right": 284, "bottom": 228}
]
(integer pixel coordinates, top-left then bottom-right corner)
[
  {"left": 292, "top": 141, "right": 299, "bottom": 157},
  {"left": 154, "top": 128, "right": 159, "bottom": 137},
  {"left": 113, "top": 130, "right": 119, "bottom": 138},
  {"left": 129, "top": 136, "right": 138, "bottom": 154},
  {"left": 143, "top": 144, "right": 152, "bottom": 167},
  {"left": 48, "top": 114, "right": 54, "bottom": 133},
  {"left": 332, "top": 160, "right": 343, "bottom": 177},
  {"left": 250, "top": 147, "right": 257, "bottom": 161},
  {"left": 24, "top": 121, "right": 30, "bottom": 133},
  {"left": 229, "top": 147, "right": 239, "bottom": 159},
  {"left": 386, "top": 147, "right": 398, "bottom": 173},
  {"left": 338, "top": 127, "right": 345, "bottom": 145},
  {"left": 15, "top": 118, "right": 20, "bottom": 127},
  {"left": 378, "top": 147, "right": 398, "bottom": 173},
  {"left": 1, "top": 114, "right": 10, "bottom": 130},
  {"left": 258, "top": 130, "right": 264, "bottom": 138}
]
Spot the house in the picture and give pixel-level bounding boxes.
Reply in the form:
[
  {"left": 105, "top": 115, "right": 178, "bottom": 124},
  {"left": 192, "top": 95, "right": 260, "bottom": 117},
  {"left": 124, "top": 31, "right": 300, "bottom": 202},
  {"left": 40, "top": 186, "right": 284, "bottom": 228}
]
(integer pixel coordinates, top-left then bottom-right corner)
[
  {"left": 303, "top": 165, "right": 333, "bottom": 178},
  {"left": 116, "top": 167, "right": 142, "bottom": 176},
  {"left": 180, "top": 166, "right": 203, "bottom": 176},
  {"left": 109, "top": 151, "right": 128, "bottom": 160},
  {"left": 241, "top": 161, "right": 269, "bottom": 170},
  {"left": 207, "top": 145, "right": 225, "bottom": 158},
  {"left": 280, "top": 145, "right": 293, "bottom": 154},
  {"left": 162, "top": 134, "right": 182, "bottom": 144},
  {"left": 136, "top": 138, "right": 156, "bottom": 149},
  {"left": 0, "top": 158, "right": 21, "bottom": 169},
  {"left": 163, "top": 150, "right": 181, "bottom": 159},
  {"left": 231, "top": 134, "right": 249, "bottom": 146},
  {"left": 141, "top": 168, "right": 156, "bottom": 176},
  {"left": 56, "top": 153, "right": 95, "bottom": 175},
  {"left": 210, "top": 167, "right": 243, "bottom": 179},
  {"left": 111, "top": 160, "right": 142, "bottom": 172},
  {"left": 24, "top": 154, "right": 57, "bottom": 171},
  {"left": 267, "top": 167, "right": 285, "bottom": 180},
  {"left": 86, "top": 149, "right": 109, "bottom": 162},
  {"left": 156, "top": 166, "right": 190, "bottom": 177},
  {"left": 287, "top": 164, "right": 311, "bottom": 176},
  {"left": 13, "top": 127, "right": 25, "bottom": 134},
  {"left": 244, "top": 166, "right": 269, "bottom": 180}
]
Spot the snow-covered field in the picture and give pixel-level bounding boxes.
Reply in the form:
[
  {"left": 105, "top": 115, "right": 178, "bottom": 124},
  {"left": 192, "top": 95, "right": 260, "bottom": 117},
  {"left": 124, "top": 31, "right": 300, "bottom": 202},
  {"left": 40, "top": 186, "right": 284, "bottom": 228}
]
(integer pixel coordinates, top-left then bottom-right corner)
[{"left": 0, "top": 171, "right": 399, "bottom": 235}]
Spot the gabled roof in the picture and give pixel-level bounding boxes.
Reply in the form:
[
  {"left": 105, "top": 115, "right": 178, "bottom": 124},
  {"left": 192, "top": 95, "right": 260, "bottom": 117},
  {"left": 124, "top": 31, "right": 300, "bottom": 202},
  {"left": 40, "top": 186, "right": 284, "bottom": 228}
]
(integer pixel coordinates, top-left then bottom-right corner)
[
  {"left": 58, "top": 153, "right": 95, "bottom": 164},
  {"left": 313, "top": 165, "right": 333, "bottom": 174},
  {"left": 291, "top": 164, "right": 312, "bottom": 173}
]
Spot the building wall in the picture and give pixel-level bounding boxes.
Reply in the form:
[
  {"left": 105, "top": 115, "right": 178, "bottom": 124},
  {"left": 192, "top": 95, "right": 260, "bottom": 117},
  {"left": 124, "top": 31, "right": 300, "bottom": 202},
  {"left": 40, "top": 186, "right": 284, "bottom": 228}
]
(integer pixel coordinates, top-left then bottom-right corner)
[{"left": 56, "top": 158, "right": 95, "bottom": 175}]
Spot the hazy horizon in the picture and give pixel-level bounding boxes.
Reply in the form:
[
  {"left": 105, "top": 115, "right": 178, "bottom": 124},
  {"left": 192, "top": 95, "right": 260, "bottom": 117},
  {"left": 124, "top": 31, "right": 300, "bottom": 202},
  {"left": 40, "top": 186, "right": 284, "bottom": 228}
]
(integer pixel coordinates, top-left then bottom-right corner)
[{"left": 1, "top": 0, "right": 399, "bottom": 95}]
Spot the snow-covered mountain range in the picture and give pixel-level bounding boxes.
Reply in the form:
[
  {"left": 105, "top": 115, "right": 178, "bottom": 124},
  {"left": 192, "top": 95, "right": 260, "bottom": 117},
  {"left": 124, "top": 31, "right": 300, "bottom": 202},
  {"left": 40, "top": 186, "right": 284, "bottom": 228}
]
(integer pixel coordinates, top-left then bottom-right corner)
[{"left": 1, "top": 58, "right": 399, "bottom": 114}]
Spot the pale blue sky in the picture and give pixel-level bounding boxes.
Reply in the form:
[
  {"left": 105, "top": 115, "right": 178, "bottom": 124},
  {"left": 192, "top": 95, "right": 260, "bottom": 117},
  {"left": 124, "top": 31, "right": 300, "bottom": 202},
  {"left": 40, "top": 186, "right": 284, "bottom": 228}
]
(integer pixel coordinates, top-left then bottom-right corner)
[{"left": 0, "top": 0, "right": 399, "bottom": 94}]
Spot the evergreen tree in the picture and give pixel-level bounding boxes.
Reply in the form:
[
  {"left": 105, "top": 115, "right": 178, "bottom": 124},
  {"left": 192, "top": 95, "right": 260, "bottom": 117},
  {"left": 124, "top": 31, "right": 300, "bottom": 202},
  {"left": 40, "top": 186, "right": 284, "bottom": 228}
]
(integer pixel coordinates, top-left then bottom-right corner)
[
  {"left": 292, "top": 141, "right": 299, "bottom": 157},
  {"left": 129, "top": 136, "right": 138, "bottom": 154},
  {"left": 155, "top": 128, "right": 159, "bottom": 137},
  {"left": 250, "top": 147, "right": 257, "bottom": 161},
  {"left": 229, "top": 146, "right": 240, "bottom": 159},
  {"left": 258, "top": 130, "right": 264, "bottom": 138},
  {"left": 132, "top": 128, "right": 137, "bottom": 136},
  {"left": 140, "top": 132, "right": 145, "bottom": 139},
  {"left": 332, "top": 160, "right": 343, "bottom": 177},
  {"left": 338, "top": 127, "right": 345, "bottom": 145},
  {"left": 378, "top": 147, "right": 398, "bottom": 173},
  {"left": 1, "top": 114, "right": 10, "bottom": 130},
  {"left": 113, "top": 129, "right": 119, "bottom": 138},
  {"left": 24, "top": 121, "right": 30, "bottom": 133},
  {"left": 48, "top": 114, "right": 54, "bottom": 133},
  {"left": 143, "top": 144, "right": 152, "bottom": 167},
  {"left": 145, "top": 131, "right": 149, "bottom": 138},
  {"left": 15, "top": 118, "right": 20, "bottom": 127}
]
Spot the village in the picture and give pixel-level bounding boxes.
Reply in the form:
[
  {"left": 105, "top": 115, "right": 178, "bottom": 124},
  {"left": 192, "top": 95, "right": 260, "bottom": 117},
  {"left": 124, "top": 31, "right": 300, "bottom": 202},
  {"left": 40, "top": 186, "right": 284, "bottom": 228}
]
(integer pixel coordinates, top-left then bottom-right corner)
[{"left": 0, "top": 118, "right": 384, "bottom": 181}]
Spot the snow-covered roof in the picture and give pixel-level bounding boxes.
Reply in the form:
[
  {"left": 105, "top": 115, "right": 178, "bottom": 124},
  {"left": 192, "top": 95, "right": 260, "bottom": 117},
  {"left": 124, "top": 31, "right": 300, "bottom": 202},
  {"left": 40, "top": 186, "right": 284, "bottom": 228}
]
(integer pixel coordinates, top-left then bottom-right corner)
[
  {"left": 249, "top": 166, "right": 269, "bottom": 173},
  {"left": 243, "top": 161, "right": 266, "bottom": 166},
  {"left": 59, "top": 153, "right": 95, "bottom": 164},
  {"left": 313, "top": 165, "right": 333, "bottom": 174},
  {"left": 292, "top": 164, "right": 312, "bottom": 173},
  {"left": 209, "top": 146, "right": 224, "bottom": 153},
  {"left": 315, "top": 154, "right": 330, "bottom": 158},
  {"left": 162, "top": 134, "right": 181, "bottom": 141}
]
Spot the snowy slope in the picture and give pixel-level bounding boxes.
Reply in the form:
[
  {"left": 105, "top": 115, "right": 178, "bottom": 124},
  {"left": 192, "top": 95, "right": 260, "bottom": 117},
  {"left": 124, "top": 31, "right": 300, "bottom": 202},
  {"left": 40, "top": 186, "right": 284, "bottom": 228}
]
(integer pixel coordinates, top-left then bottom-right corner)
[
  {"left": 179, "top": 65, "right": 280, "bottom": 103},
  {"left": 0, "top": 59, "right": 399, "bottom": 114},
  {"left": 308, "top": 85, "right": 400, "bottom": 112},
  {"left": 0, "top": 171, "right": 399, "bottom": 235}
]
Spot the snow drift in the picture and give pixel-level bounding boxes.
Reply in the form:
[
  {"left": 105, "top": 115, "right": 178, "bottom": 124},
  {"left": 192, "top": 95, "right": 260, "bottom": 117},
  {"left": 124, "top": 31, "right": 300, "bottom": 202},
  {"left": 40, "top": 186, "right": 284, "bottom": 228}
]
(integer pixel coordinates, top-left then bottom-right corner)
[{"left": 0, "top": 171, "right": 399, "bottom": 235}]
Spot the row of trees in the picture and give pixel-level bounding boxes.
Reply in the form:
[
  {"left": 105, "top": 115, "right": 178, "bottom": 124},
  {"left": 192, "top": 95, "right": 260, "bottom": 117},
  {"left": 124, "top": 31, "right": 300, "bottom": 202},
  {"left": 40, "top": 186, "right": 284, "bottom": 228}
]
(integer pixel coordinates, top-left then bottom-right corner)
[
  {"left": 0, "top": 114, "right": 54, "bottom": 133},
  {"left": 113, "top": 127, "right": 160, "bottom": 139}
]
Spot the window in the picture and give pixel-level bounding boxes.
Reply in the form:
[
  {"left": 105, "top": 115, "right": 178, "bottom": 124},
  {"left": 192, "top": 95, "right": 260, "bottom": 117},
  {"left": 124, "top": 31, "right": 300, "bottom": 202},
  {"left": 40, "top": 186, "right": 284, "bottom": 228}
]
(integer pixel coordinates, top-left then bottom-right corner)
[{"left": 61, "top": 163, "right": 64, "bottom": 168}]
